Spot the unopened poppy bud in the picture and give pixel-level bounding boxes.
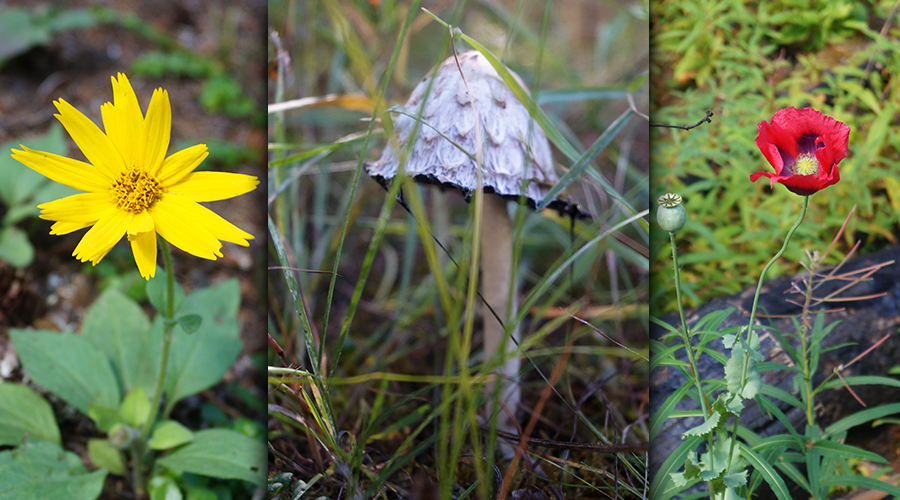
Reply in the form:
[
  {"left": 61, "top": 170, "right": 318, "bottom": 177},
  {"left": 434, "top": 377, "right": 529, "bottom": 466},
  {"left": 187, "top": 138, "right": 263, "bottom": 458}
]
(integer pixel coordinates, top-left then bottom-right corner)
[{"left": 657, "top": 193, "right": 686, "bottom": 233}]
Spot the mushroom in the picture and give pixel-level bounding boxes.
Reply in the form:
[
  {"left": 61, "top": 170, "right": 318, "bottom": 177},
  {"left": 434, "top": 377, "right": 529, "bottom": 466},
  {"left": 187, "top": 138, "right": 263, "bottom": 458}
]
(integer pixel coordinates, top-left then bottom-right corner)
[{"left": 367, "top": 50, "right": 583, "bottom": 448}]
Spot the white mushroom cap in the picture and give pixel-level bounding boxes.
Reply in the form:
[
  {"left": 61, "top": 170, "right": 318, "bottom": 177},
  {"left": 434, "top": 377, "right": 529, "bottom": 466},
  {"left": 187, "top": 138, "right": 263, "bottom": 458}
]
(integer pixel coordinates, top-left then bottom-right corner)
[{"left": 367, "top": 50, "right": 585, "bottom": 216}]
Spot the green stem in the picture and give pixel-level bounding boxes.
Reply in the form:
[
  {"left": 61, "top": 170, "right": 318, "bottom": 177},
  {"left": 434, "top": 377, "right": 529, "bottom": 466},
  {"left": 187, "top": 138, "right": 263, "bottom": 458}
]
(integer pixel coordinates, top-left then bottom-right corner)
[
  {"left": 670, "top": 232, "right": 710, "bottom": 417},
  {"left": 726, "top": 195, "right": 810, "bottom": 474},
  {"left": 745, "top": 195, "right": 809, "bottom": 343},
  {"left": 136, "top": 238, "right": 178, "bottom": 494}
]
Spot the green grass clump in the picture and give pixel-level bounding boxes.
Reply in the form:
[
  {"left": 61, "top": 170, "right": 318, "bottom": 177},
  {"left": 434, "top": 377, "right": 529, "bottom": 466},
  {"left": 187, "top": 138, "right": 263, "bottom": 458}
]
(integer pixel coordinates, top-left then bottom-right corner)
[{"left": 268, "top": 0, "right": 649, "bottom": 498}]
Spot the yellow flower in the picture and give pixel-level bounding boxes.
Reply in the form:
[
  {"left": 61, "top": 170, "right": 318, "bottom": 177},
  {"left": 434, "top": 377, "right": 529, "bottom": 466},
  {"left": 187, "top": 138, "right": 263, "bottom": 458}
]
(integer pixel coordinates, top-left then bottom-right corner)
[{"left": 11, "top": 73, "right": 257, "bottom": 279}]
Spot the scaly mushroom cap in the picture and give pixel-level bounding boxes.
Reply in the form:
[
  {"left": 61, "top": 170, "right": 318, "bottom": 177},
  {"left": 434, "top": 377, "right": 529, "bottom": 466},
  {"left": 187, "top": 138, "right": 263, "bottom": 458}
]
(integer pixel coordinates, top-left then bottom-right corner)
[{"left": 367, "top": 50, "right": 585, "bottom": 216}]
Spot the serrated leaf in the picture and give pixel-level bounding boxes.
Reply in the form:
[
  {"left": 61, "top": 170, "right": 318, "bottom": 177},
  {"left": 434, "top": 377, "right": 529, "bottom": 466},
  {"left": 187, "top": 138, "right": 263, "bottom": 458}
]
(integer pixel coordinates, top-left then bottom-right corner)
[
  {"left": 156, "top": 429, "right": 264, "bottom": 484},
  {"left": 0, "top": 384, "right": 60, "bottom": 446},
  {"left": 683, "top": 410, "right": 721, "bottom": 438},
  {"left": 722, "top": 469, "right": 748, "bottom": 487},
  {"left": 724, "top": 343, "right": 762, "bottom": 399}
]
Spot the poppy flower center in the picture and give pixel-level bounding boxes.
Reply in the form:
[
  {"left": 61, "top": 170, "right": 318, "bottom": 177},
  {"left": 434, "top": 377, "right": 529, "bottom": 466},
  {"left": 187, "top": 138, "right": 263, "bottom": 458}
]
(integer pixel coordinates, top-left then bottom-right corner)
[
  {"left": 793, "top": 153, "right": 819, "bottom": 176},
  {"left": 110, "top": 168, "right": 163, "bottom": 213}
]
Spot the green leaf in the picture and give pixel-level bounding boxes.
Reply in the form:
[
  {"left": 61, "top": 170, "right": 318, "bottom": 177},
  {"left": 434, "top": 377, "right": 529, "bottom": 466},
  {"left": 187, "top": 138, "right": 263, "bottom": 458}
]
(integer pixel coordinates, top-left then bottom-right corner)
[
  {"left": 10, "top": 329, "right": 120, "bottom": 414},
  {"left": 81, "top": 289, "right": 161, "bottom": 395},
  {"left": 0, "top": 227, "right": 34, "bottom": 268},
  {"left": 650, "top": 434, "right": 703, "bottom": 499},
  {"left": 148, "top": 421, "right": 194, "bottom": 450},
  {"left": 177, "top": 314, "right": 202, "bottom": 334},
  {"left": 86, "top": 438, "right": 125, "bottom": 476},
  {"left": 146, "top": 271, "right": 185, "bottom": 315},
  {"left": 156, "top": 429, "right": 265, "bottom": 484},
  {"left": 722, "top": 470, "right": 747, "bottom": 487},
  {"left": 809, "top": 440, "right": 888, "bottom": 463},
  {"left": 0, "top": 384, "right": 60, "bottom": 446},
  {"left": 0, "top": 440, "right": 107, "bottom": 500},
  {"left": 119, "top": 386, "right": 150, "bottom": 428},
  {"left": 683, "top": 408, "right": 721, "bottom": 438},
  {"left": 148, "top": 475, "right": 182, "bottom": 500},
  {"left": 536, "top": 108, "right": 633, "bottom": 211},
  {"left": 737, "top": 442, "right": 791, "bottom": 500},
  {"left": 724, "top": 342, "right": 761, "bottom": 399},
  {"left": 0, "top": 8, "right": 50, "bottom": 67},
  {"left": 87, "top": 404, "right": 122, "bottom": 433},
  {"left": 163, "top": 280, "right": 243, "bottom": 405},
  {"left": 823, "top": 402, "right": 900, "bottom": 439},
  {"left": 820, "top": 475, "right": 900, "bottom": 497}
]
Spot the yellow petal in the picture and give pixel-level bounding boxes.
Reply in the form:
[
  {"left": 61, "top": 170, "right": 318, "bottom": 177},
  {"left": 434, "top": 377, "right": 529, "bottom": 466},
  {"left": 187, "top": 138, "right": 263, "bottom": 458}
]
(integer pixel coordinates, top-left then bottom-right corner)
[
  {"left": 11, "top": 146, "right": 111, "bottom": 192},
  {"left": 143, "top": 88, "right": 171, "bottom": 175},
  {"left": 150, "top": 197, "right": 223, "bottom": 260},
  {"left": 37, "top": 192, "right": 111, "bottom": 224},
  {"left": 101, "top": 101, "right": 131, "bottom": 167},
  {"left": 163, "top": 194, "right": 253, "bottom": 245},
  {"left": 157, "top": 144, "right": 208, "bottom": 186},
  {"left": 50, "top": 220, "right": 94, "bottom": 235},
  {"left": 72, "top": 209, "right": 131, "bottom": 264},
  {"left": 53, "top": 98, "right": 124, "bottom": 179},
  {"left": 128, "top": 229, "right": 157, "bottom": 279},
  {"left": 127, "top": 210, "right": 155, "bottom": 236},
  {"left": 168, "top": 172, "right": 259, "bottom": 202},
  {"left": 111, "top": 74, "right": 143, "bottom": 168}
]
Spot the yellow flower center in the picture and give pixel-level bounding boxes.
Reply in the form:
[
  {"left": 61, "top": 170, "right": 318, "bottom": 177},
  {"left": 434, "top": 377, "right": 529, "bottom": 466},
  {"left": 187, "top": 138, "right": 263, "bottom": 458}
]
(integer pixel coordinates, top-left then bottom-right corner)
[
  {"left": 109, "top": 168, "right": 163, "bottom": 213},
  {"left": 794, "top": 154, "right": 819, "bottom": 176}
]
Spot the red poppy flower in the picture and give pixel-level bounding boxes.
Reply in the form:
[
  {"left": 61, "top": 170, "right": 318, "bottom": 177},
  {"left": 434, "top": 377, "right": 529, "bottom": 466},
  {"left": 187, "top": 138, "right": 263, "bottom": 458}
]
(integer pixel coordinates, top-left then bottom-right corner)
[{"left": 750, "top": 107, "right": 850, "bottom": 196}]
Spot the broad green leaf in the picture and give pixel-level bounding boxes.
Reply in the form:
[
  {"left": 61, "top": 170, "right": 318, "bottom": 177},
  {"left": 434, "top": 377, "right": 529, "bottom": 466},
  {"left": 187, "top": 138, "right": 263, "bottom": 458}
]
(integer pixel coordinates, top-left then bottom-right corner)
[
  {"left": 87, "top": 404, "right": 122, "bottom": 433},
  {"left": 148, "top": 475, "right": 182, "bottom": 500},
  {"left": 156, "top": 429, "right": 265, "bottom": 484},
  {"left": 11, "top": 329, "right": 120, "bottom": 414},
  {"left": 148, "top": 421, "right": 194, "bottom": 450},
  {"left": 0, "top": 384, "right": 60, "bottom": 446},
  {"left": 164, "top": 279, "right": 243, "bottom": 404},
  {"left": 0, "top": 227, "right": 34, "bottom": 268},
  {"left": 177, "top": 314, "right": 202, "bottom": 334},
  {"left": 0, "top": 440, "right": 107, "bottom": 500},
  {"left": 81, "top": 289, "right": 160, "bottom": 394},
  {"left": 119, "top": 386, "right": 150, "bottom": 428},
  {"left": 86, "top": 439, "right": 124, "bottom": 476},
  {"left": 146, "top": 270, "right": 185, "bottom": 316}
]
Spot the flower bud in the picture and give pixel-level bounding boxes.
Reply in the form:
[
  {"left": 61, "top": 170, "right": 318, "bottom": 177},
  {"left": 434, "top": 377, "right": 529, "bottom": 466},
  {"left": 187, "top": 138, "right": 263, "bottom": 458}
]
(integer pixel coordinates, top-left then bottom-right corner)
[{"left": 657, "top": 193, "right": 686, "bottom": 233}]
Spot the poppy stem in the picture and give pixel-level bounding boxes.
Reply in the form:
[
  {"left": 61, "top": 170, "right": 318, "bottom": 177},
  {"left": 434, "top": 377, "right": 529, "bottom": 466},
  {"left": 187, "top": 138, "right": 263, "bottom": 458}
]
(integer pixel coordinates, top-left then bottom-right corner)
[
  {"left": 726, "top": 194, "right": 810, "bottom": 475},
  {"left": 746, "top": 195, "right": 810, "bottom": 342}
]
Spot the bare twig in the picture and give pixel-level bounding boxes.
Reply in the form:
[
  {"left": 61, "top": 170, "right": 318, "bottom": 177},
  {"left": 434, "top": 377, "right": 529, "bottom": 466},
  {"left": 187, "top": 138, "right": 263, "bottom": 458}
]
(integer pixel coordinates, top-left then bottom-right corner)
[{"left": 650, "top": 109, "right": 713, "bottom": 130}]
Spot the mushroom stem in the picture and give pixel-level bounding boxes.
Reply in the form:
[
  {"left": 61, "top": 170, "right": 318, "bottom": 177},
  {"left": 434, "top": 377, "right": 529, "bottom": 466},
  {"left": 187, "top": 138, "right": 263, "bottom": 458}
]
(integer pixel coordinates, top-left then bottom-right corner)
[{"left": 481, "top": 194, "right": 520, "bottom": 447}]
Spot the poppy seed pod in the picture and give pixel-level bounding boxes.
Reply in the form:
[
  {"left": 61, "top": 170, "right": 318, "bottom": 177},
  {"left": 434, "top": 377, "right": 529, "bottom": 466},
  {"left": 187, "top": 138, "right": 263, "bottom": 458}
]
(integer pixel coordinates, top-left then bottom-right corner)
[{"left": 657, "top": 193, "right": 686, "bottom": 234}]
